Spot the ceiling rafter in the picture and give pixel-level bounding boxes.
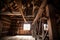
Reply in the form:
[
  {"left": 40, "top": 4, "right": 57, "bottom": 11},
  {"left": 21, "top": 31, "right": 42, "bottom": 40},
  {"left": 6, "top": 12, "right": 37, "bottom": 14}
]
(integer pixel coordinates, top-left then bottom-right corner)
[
  {"left": 32, "top": 0, "right": 47, "bottom": 25},
  {"left": 13, "top": 0, "right": 27, "bottom": 23}
]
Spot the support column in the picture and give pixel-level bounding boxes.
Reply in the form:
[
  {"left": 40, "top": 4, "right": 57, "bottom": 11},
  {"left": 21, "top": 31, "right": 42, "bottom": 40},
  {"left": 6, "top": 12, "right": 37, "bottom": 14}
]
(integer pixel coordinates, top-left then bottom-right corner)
[{"left": 46, "top": 5, "right": 59, "bottom": 40}]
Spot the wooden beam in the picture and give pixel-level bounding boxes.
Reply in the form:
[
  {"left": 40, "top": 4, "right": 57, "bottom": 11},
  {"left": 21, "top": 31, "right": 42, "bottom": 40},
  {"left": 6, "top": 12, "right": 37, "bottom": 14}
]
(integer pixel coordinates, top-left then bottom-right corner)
[
  {"left": 46, "top": 5, "right": 53, "bottom": 40},
  {"left": 14, "top": 1, "right": 27, "bottom": 23},
  {"left": 19, "top": 8, "right": 27, "bottom": 23},
  {"left": 2, "top": 21, "right": 11, "bottom": 24},
  {"left": 32, "top": 0, "right": 47, "bottom": 25},
  {"left": 46, "top": 4, "right": 60, "bottom": 40},
  {"left": 0, "top": 12, "right": 21, "bottom": 15},
  {"left": 32, "top": 0, "right": 34, "bottom": 17},
  {"left": 5, "top": 0, "right": 27, "bottom": 23},
  {"left": 1, "top": 17, "right": 11, "bottom": 22}
]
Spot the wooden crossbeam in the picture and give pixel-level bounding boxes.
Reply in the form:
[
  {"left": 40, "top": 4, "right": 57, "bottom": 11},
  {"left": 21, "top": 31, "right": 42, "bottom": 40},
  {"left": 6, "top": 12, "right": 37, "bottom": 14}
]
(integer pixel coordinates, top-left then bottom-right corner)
[
  {"left": 0, "top": 12, "right": 21, "bottom": 15},
  {"left": 14, "top": 1, "right": 27, "bottom": 23},
  {"left": 32, "top": 0, "right": 47, "bottom": 25}
]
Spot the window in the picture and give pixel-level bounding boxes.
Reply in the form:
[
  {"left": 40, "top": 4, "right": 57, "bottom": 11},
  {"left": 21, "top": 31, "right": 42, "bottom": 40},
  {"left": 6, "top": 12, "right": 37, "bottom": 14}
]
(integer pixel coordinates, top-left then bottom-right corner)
[
  {"left": 44, "top": 24, "right": 48, "bottom": 30},
  {"left": 23, "top": 24, "right": 31, "bottom": 30}
]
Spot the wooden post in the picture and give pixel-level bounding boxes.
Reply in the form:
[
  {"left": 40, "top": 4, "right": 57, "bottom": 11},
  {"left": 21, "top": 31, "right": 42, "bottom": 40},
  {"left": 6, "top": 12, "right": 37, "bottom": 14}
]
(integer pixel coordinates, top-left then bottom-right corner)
[
  {"left": 46, "top": 5, "right": 53, "bottom": 40},
  {"left": 46, "top": 5, "right": 59, "bottom": 40}
]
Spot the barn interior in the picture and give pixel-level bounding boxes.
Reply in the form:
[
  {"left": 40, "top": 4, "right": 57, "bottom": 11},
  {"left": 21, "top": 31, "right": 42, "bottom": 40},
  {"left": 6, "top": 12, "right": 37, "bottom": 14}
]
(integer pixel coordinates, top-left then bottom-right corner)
[{"left": 0, "top": 0, "right": 60, "bottom": 40}]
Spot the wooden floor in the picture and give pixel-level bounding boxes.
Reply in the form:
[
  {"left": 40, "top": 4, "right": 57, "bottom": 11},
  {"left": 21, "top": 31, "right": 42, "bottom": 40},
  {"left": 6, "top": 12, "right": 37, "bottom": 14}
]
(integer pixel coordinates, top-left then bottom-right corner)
[{"left": 1, "top": 35, "right": 35, "bottom": 40}]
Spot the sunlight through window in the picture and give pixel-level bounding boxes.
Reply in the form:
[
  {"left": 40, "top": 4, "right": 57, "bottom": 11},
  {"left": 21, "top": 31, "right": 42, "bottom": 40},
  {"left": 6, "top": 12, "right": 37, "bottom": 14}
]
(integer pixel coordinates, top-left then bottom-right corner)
[
  {"left": 44, "top": 24, "right": 48, "bottom": 30},
  {"left": 23, "top": 24, "right": 31, "bottom": 30}
]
